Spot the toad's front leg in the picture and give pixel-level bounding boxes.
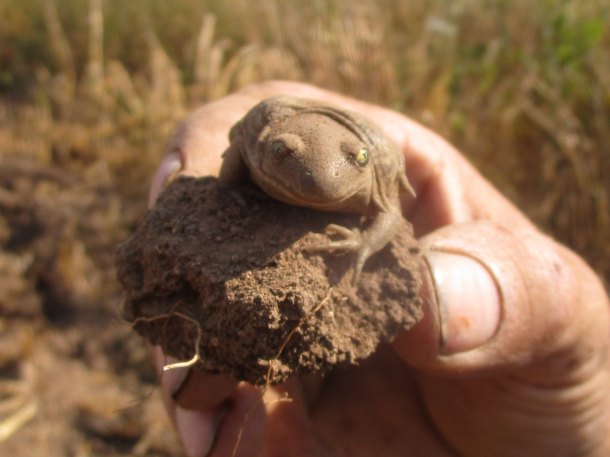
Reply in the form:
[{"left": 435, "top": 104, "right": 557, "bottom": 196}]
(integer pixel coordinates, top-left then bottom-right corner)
[
  {"left": 308, "top": 209, "right": 404, "bottom": 284},
  {"left": 218, "top": 141, "right": 270, "bottom": 206}
]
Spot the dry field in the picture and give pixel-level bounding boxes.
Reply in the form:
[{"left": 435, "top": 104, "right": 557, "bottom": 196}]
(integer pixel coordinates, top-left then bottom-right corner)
[{"left": 0, "top": 0, "right": 608, "bottom": 455}]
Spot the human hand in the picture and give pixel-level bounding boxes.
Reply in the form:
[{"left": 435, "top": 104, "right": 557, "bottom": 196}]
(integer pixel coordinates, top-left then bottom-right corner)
[{"left": 148, "top": 81, "right": 610, "bottom": 457}]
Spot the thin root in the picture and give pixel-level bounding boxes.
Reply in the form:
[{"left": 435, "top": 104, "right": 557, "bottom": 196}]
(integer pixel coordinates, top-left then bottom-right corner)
[
  {"left": 264, "top": 287, "right": 333, "bottom": 388},
  {"left": 129, "top": 311, "right": 203, "bottom": 371}
]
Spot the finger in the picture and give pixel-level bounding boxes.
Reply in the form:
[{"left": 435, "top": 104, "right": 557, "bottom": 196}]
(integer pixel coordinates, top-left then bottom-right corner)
[
  {"left": 209, "top": 380, "right": 328, "bottom": 457},
  {"left": 149, "top": 149, "right": 183, "bottom": 207},
  {"left": 172, "top": 371, "right": 239, "bottom": 411},
  {"left": 207, "top": 383, "right": 266, "bottom": 457},
  {"left": 163, "top": 89, "right": 277, "bottom": 178},
  {"left": 394, "top": 221, "right": 610, "bottom": 376},
  {"left": 152, "top": 347, "right": 238, "bottom": 410},
  {"left": 152, "top": 347, "right": 245, "bottom": 457},
  {"left": 261, "top": 379, "right": 336, "bottom": 456},
  {"left": 174, "top": 407, "right": 226, "bottom": 457}
]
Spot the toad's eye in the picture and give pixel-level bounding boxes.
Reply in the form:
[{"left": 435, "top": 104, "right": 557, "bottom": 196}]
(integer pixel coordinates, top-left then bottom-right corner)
[
  {"left": 355, "top": 147, "right": 369, "bottom": 166},
  {"left": 272, "top": 141, "right": 288, "bottom": 159}
]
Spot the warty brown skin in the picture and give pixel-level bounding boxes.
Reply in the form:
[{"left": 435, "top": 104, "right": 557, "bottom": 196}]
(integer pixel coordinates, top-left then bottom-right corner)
[{"left": 218, "top": 95, "right": 416, "bottom": 281}]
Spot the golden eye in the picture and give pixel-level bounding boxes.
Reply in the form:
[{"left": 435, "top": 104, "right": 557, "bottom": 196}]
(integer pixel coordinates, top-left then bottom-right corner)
[{"left": 355, "top": 147, "right": 369, "bottom": 166}]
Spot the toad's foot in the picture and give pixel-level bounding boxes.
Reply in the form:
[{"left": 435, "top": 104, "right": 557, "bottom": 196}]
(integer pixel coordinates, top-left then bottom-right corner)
[
  {"left": 307, "top": 210, "right": 403, "bottom": 285},
  {"left": 308, "top": 223, "right": 371, "bottom": 284}
]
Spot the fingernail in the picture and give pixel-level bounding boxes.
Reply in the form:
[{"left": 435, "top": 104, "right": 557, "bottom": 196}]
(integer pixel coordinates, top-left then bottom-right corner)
[
  {"left": 425, "top": 251, "right": 501, "bottom": 354},
  {"left": 152, "top": 347, "right": 191, "bottom": 398},
  {"left": 148, "top": 150, "right": 183, "bottom": 208},
  {"left": 175, "top": 406, "right": 224, "bottom": 457}
]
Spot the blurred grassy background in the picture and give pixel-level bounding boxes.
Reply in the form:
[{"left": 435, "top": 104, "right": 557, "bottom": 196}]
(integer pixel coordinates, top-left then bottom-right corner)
[
  {"left": 1, "top": 0, "right": 607, "bottom": 281},
  {"left": 0, "top": 1, "right": 608, "bottom": 454}
]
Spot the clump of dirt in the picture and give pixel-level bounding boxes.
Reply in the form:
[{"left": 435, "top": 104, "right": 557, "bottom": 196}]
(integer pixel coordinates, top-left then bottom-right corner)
[{"left": 116, "top": 176, "right": 423, "bottom": 385}]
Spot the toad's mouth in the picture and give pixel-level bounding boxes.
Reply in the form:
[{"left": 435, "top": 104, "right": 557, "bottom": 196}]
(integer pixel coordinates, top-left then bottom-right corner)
[{"left": 254, "top": 166, "right": 360, "bottom": 210}]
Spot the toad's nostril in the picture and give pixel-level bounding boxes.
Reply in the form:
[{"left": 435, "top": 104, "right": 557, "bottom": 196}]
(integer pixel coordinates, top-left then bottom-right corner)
[{"left": 299, "top": 169, "right": 317, "bottom": 193}]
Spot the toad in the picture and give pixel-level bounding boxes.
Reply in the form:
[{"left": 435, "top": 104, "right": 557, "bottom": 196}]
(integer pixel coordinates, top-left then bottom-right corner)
[{"left": 218, "top": 95, "right": 415, "bottom": 281}]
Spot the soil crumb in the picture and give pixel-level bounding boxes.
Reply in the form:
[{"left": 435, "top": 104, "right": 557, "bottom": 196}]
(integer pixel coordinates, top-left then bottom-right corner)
[{"left": 116, "top": 176, "right": 423, "bottom": 385}]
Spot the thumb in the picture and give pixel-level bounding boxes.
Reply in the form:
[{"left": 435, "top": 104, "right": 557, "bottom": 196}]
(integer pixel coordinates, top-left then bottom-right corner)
[{"left": 394, "top": 220, "right": 608, "bottom": 375}]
